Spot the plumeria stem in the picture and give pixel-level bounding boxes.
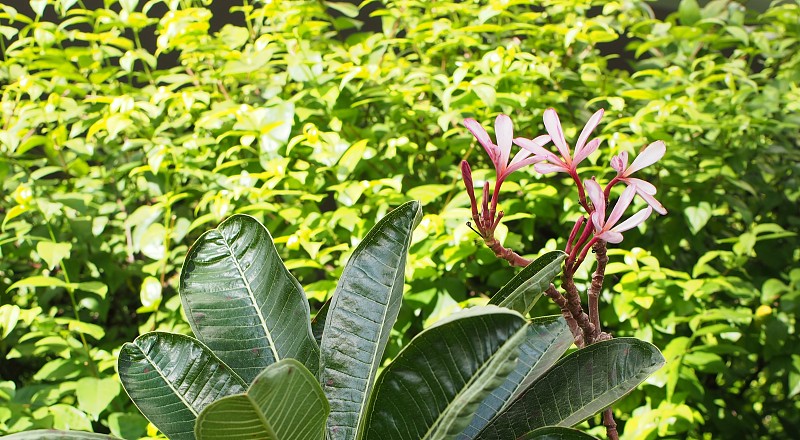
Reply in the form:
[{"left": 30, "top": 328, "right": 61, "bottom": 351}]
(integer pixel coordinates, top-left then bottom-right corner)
[
  {"left": 587, "top": 241, "right": 618, "bottom": 440},
  {"left": 569, "top": 170, "right": 591, "bottom": 212},
  {"left": 490, "top": 179, "right": 502, "bottom": 221},
  {"left": 574, "top": 237, "right": 599, "bottom": 271},
  {"left": 603, "top": 176, "right": 621, "bottom": 200},
  {"left": 567, "top": 222, "right": 594, "bottom": 270},
  {"left": 484, "top": 236, "right": 531, "bottom": 267},
  {"left": 603, "top": 408, "right": 620, "bottom": 440},
  {"left": 545, "top": 284, "right": 584, "bottom": 347},
  {"left": 565, "top": 216, "right": 585, "bottom": 255},
  {"left": 588, "top": 240, "right": 608, "bottom": 342},
  {"left": 561, "top": 272, "right": 595, "bottom": 344}
]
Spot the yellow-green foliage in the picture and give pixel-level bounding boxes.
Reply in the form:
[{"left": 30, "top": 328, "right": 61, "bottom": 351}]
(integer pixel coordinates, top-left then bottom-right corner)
[{"left": 0, "top": 0, "right": 798, "bottom": 438}]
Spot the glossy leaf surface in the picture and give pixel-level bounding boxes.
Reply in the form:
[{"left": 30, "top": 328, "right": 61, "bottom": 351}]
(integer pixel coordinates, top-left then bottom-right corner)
[
  {"left": 459, "top": 316, "right": 573, "bottom": 439},
  {"left": 489, "top": 252, "right": 566, "bottom": 314},
  {"left": 319, "top": 201, "right": 421, "bottom": 440},
  {"left": 195, "top": 359, "right": 328, "bottom": 440},
  {"left": 476, "top": 338, "right": 664, "bottom": 439},
  {"left": 519, "top": 426, "right": 600, "bottom": 439},
  {"left": 363, "top": 306, "right": 527, "bottom": 440},
  {"left": 181, "top": 214, "right": 319, "bottom": 382},
  {"left": 118, "top": 332, "right": 247, "bottom": 440}
]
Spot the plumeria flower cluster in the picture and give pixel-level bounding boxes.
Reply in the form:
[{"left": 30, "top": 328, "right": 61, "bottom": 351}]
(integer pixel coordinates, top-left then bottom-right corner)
[{"left": 461, "top": 108, "right": 667, "bottom": 269}]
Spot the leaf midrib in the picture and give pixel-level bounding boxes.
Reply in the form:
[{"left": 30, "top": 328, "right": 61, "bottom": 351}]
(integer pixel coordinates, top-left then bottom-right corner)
[
  {"left": 137, "top": 341, "right": 199, "bottom": 417},
  {"left": 558, "top": 356, "right": 658, "bottom": 426},
  {"left": 221, "top": 235, "right": 280, "bottom": 362},
  {"left": 422, "top": 324, "right": 526, "bottom": 440},
  {"left": 499, "top": 255, "right": 563, "bottom": 311},
  {"left": 353, "top": 226, "right": 407, "bottom": 438}
]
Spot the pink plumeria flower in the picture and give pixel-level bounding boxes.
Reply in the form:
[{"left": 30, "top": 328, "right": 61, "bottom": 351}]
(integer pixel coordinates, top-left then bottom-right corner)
[
  {"left": 464, "top": 115, "right": 550, "bottom": 184},
  {"left": 611, "top": 140, "right": 667, "bottom": 215},
  {"left": 585, "top": 179, "right": 653, "bottom": 244},
  {"left": 514, "top": 108, "right": 604, "bottom": 175}
]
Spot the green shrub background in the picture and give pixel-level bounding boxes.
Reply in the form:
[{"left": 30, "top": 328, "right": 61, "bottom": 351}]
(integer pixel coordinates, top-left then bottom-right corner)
[{"left": 1, "top": 0, "right": 798, "bottom": 438}]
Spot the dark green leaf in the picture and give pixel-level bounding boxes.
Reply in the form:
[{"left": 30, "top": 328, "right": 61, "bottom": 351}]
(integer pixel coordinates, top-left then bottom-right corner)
[
  {"left": 477, "top": 338, "right": 664, "bottom": 438},
  {"left": 518, "top": 426, "right": 600, "bottom": 439},
  {"left": 460, "top": 316, "right": 573, "bottom": 438},
  {"left": 319, "top": 201, "right": 421, "bottom": 440},
  {"left": 181, "top": 214, "right": 320, "bottom": 382},
  {"left": 363, "top": 306, "right": 528, "bottom": 440},
  {"left": 118, "top": 332, "right": 247, "bottom": 440}
]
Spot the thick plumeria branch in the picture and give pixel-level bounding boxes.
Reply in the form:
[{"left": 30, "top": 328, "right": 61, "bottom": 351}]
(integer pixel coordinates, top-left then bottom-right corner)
[{"left": 462, "top": 108, "right": 667, "bottom": 440}]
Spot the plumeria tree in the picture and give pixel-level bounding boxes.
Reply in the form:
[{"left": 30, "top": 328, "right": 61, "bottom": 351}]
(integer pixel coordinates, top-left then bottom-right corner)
[{"left": 462, "top": 108, "right": 667, "bottom": 439}]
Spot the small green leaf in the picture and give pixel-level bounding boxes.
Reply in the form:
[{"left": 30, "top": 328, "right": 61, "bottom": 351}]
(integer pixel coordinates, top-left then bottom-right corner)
[
  {"left": 76, "top": 377, "right": 121, "bottom": 420},
  {"left": 67, "top": 320, "right": 105, "bottom": 340},
  {"left": 140, "top": 222, "right": 166, "bottom": 260},
  {"left": 75, "top": 281, "right": 108, "bottom": 298},
  {"left": 406, "top": 184, "right": 451, "bottom": 206},
  {"left": 685, "top": 202, "right": 712, "bottom": 235},
  {"left": 337, "top": 139, "right": 368, "bottom": 179},
  {"left": 119, "top": 0, "right": 139, "bottom": 12},
  {"left": 50, "top": 404, "right": 93, "bottom": 432},
  {"left": 325, "top": 1, "right": 359, "bottom": 18},
  {"left": 36, "top": 241, "right": 72, "bottom": 270},
  {"left": 140, "top": 276, "right": 162, "bottom": 309},
  {"left": 108, "top": 412, "right": 148, "bottom": 440},
  {"left": 678, "top": 0, "right": 701, "bottom": 25},
  {"left": 2, "top": 205, "right": 31, "bottom": 230},
  {"left": 7, "top": 275, "right": 67, "bottom": 292},
  {"left": 30, "top": 0, "right": 47, "bottom": 16},
  {"left": 0, "top": 304, "right": 21, "bottom": 339}
]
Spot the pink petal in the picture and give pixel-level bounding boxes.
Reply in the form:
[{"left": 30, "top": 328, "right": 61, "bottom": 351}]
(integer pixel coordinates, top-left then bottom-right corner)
[
  {"left": 543, "top": 108, "right": 571, "bottom": 163},
  {"left": 514, "top": 135, "right": 556, "bottom": 161},
  {"left": 584, "top": 178, "right": 605, "bottom": 222},
  {"left": 575, "top": 108, "right": 604, "bottom": 159},
  {"left": 509, "top": 148, "right": 532, "bottom": 167},
  {"left": 464, "top": 118, "right": 499, "bottom": 165},
  {"left": 534, "top": 162, "right": 569, "bottom": 174},
  {"left": 606, "top": 185, "right": 636, "bottom": 229},
  {"left": 597, "top": 230, "right": 624, "bottom": 244},
  {"left": 635, "top": 189, "right": 667, "bottom": 215},
  {"left": 610, "top": 152, "right": 628, "bottom": 174},
  {"left": 625, "top": 140, "right": 666, "bottom": 176},
  {"left": 495, "top": 114, "right": 513, "bottom": 169},
  {"left": 572, "top": 138, "right": 600, "bottom": 168},
  {"left": 625, "top": 177, "right": 657, "bottom": 195},
  {"left": 591, "top": 211, "right": 605, "bottom": 233},
  {"left": 611, "top": 206, "right": 653, "bottom": 234},
  {"left": 503, "top": 155, "right": 545, "bottom": 178}
]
